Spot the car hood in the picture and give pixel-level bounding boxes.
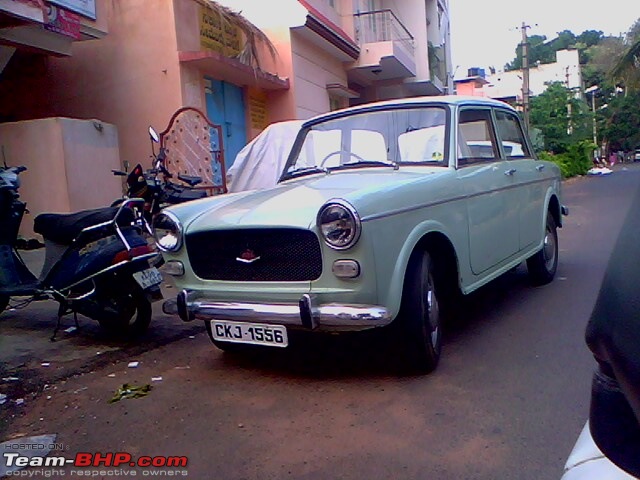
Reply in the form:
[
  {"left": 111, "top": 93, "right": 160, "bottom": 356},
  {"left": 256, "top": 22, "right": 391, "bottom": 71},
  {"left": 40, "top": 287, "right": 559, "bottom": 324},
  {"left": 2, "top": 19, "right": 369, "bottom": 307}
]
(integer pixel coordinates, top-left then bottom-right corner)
[{"left": 175, "top": 168, "right": 448, "bottom": 233}]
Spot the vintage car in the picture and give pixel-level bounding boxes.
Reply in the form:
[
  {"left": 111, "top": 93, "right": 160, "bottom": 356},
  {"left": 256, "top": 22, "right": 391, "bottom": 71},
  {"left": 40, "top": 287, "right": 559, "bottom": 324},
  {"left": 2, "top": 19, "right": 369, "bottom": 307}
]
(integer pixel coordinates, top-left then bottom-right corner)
[{"left": 155, "top": 96, "right": 567, "bottom": 373}]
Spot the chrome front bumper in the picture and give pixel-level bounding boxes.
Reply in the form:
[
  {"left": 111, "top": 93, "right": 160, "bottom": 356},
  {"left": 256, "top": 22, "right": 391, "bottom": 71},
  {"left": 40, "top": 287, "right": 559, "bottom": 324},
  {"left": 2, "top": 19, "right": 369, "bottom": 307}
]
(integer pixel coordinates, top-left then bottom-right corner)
[{"left": 163, "top": 290, "right": 392, "bottom": 331}]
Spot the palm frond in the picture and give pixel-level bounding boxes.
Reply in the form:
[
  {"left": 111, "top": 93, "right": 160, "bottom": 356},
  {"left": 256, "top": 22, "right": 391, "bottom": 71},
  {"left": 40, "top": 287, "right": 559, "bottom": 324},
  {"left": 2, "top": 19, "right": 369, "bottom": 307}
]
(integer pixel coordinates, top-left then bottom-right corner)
[
  {"left": 611, "top": 38, "right": 640, "bottom": 79},
  {"left": 195, "top": 0, "right": 277, "bottom": 69}
]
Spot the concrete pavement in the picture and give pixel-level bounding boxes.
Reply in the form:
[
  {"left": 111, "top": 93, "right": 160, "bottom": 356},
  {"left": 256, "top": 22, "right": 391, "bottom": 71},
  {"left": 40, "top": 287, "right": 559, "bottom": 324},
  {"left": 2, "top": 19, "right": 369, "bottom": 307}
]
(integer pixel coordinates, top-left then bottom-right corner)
[{"left": 0, "top": 248, "right": 204, "bottom": 406}]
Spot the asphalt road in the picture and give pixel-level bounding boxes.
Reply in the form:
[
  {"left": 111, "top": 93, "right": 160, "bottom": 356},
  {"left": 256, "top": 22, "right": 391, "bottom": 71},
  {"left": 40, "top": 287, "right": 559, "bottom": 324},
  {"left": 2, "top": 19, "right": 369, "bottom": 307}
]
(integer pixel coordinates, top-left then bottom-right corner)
[{"left": 2, "top": 164, "right": 640, "bottom": 480}]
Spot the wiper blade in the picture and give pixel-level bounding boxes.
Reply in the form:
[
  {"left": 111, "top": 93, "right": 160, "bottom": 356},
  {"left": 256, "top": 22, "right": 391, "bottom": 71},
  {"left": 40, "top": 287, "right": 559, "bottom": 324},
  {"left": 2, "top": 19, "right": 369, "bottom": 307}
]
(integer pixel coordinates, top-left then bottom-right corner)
[
  {"left": 284, "top": 165, "right": 329, "bottom": 179},
  {"left": 328, "top": 160, "right": 398, "bottom": 171}
]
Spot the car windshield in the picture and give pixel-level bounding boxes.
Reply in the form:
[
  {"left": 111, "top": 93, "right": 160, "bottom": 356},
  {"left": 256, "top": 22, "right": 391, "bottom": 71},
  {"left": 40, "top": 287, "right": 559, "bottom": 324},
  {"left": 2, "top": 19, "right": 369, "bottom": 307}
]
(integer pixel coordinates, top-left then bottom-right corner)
[{"left": 283, "top": 106, "right": 448, "bottom": 179}]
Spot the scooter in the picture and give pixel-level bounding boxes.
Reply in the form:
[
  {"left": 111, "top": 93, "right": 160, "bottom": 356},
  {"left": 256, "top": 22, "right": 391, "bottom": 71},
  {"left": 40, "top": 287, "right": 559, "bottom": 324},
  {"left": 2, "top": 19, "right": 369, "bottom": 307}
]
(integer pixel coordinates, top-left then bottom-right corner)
[
  {"left": 0, "top": 165, "right": 163, "bottom": 339},
  {"left": 111, "top": 127, "right": 207, "bottom": 219}
]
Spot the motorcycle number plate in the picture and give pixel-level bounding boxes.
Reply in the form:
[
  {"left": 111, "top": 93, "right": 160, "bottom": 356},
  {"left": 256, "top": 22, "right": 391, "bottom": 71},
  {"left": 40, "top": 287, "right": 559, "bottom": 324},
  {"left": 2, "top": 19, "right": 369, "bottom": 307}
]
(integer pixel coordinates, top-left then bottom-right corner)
[{"left": 133, "top": 267, "right": 163, "bottom": 289}]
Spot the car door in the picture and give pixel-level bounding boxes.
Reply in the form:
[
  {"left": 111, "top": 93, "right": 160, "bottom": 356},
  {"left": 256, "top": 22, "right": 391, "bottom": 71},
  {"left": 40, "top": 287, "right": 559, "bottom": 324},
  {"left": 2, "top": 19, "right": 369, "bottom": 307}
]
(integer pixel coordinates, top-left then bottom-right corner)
[
  {"left": 457, "top": 107, "right": 520, "bottom": 275},
  {"left": 494, "top": 109, "right": 543, "bottom": 251}
]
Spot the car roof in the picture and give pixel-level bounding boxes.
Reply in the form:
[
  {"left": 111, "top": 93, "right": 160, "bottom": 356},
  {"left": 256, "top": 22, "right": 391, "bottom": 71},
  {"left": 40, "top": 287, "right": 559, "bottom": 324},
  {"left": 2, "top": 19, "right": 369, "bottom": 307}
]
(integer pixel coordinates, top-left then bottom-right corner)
[{"left": 302, "top": 95, "right": 516, "bottom": 128}]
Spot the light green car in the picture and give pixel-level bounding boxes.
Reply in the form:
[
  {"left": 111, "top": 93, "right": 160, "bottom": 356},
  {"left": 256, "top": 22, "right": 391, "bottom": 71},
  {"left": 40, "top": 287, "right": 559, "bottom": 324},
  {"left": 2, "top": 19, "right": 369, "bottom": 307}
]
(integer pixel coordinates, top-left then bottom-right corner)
[{"left": 155, "top": 96, "right": 567, "bottom": 373}]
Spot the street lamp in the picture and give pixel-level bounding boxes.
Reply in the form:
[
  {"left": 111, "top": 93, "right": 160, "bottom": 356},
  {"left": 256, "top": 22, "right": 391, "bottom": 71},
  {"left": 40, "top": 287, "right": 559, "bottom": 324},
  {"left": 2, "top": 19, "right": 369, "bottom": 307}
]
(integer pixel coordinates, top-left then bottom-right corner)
[{"left": 585, "top": 85, "right": 599, "bottom": 145}]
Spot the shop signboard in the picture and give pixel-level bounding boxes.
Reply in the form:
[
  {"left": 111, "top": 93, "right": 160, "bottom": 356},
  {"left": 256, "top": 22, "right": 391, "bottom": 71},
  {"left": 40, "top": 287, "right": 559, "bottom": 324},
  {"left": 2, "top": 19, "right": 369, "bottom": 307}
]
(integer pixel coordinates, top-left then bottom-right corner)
[
  {"left": 199, "top": 6, "right": 241, "bottom": 57},
  {"left": 47, "top": 0, "right": 96, "bottom": 20},
  {"left": 44, "top": 4, "right": 81, "bottom": 39}
]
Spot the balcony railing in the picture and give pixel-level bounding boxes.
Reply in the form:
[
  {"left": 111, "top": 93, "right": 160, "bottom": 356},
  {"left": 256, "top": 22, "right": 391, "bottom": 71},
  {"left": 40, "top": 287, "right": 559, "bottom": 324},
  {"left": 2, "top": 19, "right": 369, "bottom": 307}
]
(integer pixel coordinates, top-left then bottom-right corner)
[{"left": 353, "top": 9, "right": 415, "bottom": 60}]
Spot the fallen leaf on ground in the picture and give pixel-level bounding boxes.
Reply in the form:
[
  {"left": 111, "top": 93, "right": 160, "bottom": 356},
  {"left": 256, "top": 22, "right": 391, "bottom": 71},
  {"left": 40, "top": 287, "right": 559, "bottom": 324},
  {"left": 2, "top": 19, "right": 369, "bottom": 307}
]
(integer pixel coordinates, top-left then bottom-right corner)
[{"left": 108, "top": 384, "right": 152, "bottom": 404}]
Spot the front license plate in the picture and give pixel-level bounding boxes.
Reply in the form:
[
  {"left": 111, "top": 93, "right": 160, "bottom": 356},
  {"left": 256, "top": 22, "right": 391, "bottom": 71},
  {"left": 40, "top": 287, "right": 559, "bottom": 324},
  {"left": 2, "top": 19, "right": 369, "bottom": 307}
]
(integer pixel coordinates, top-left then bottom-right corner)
[
  {"left": 133, "top": 267, "right": 163, "bottom": 289},
  {"left": 211, "top": 320, "right": 288, "bottom": 348}
]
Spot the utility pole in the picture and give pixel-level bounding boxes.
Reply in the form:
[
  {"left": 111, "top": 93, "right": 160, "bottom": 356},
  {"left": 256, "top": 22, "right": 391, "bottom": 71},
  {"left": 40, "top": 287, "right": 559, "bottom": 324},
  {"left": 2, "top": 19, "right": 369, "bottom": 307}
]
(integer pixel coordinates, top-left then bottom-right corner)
[
  {"left": 520, "top": 21, "right": 531, "bottom": 132},
  {"left": 566, "top": 66, "right": 573, "bottom": 135}
]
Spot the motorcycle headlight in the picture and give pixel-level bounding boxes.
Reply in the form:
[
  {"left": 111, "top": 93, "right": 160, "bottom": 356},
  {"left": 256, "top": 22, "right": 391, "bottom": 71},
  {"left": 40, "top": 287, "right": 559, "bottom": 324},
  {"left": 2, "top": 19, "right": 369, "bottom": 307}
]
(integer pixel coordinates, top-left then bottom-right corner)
[
  {"left": 153, "top": 211, "right": 183, "bottom": 252},
  {"left": 317, "top": 200, "right": 361, "bottom": 250}
]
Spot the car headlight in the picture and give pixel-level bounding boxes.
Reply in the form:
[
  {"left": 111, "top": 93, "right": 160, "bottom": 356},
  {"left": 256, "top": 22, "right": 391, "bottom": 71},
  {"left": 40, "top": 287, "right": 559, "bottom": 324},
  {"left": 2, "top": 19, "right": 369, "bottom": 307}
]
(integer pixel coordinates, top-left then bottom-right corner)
[
  {"left": 317, "top": 200, "right": 361, "bottom": 250},
  {"left": 153, "top": 211, "right": 183, "bottom": 252}
]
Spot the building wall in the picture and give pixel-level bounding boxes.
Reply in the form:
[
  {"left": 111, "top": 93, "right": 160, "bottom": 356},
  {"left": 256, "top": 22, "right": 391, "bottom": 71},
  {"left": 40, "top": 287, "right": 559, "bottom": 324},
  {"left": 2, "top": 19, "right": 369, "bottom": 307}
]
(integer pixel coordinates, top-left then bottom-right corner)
[
  {"left": 41, "top": 0, "right": 184, "bottom": 171},
  {"left": 388, "top": 0, "right": 429, "bottom": 82},
  {"left": 291, "top": 31, "right": 349, "bottom": 119},
  {"left": 455, "top": 81, "right": 486, "bottom": 97},
  {"left": 0, "top": 118, "right": 121, "bottom": 238},
  {"left": 482, "top": 49, "right": 583, "bottom": 100}
]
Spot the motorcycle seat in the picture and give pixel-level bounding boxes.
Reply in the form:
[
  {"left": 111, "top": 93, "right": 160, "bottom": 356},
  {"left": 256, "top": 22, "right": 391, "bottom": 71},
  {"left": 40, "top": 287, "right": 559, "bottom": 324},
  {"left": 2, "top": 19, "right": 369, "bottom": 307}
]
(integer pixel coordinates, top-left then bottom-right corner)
[
  {"left": 177, "top": 174, "right": 203, "bottom": 187},
  {"left": 163, "top": 185, "right": 207, "bottom": 204},
  {"left": 34, "top": 206, "right": 135, "bottom": 245}
]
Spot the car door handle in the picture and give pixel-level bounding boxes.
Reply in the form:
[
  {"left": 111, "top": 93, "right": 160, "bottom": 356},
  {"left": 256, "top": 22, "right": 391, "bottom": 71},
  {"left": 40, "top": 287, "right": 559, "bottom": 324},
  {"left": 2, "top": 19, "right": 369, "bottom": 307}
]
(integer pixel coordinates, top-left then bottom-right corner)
[
  {"left": 504, "top": 168, "right": 517, "bottom": 176},
  {"left": 536, "top": 164, "right": 545, "bottom": 171}
]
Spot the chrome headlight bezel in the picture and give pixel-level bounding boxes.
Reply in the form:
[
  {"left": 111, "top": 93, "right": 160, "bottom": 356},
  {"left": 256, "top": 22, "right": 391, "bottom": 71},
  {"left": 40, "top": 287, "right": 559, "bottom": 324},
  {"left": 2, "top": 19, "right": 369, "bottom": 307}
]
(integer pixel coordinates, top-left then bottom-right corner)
[
  {"left": 317, "top": 200, "right": 362, "bottom": 251},
  {"left": 152, "top": 211, "right": 183, "bottom": 252}
]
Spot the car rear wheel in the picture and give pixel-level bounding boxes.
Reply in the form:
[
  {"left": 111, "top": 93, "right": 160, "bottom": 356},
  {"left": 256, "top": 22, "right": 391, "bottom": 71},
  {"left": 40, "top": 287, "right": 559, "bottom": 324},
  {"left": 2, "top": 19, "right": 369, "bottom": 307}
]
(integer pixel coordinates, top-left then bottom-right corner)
[
  {"left": 396, "top": 250, "right": 446, "bottom": 374},
  {"left": 527, "top": 214, "right": 558, "bottom": 285}
]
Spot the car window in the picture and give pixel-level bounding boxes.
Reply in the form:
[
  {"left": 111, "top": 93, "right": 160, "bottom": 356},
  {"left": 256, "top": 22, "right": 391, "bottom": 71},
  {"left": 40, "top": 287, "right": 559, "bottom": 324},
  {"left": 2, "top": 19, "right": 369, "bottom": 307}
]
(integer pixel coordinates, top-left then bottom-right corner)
[
  {"left": 458, "top": 109, "right": 498, "bottom": 165},
  {"left": 296, "top": 130, "right": 341, "bottom": 168},
  {"left": 351, "top": 130, "right": 388, "bottom": 164},
  {"left": 495, "top": 110, "right": 530, "bottom": 159},
  {"left": 398, "top": 124, "right": 445, "bottom": 162},
  {"left": 283, "top": 107, "right": 448, "bottom": 178}
]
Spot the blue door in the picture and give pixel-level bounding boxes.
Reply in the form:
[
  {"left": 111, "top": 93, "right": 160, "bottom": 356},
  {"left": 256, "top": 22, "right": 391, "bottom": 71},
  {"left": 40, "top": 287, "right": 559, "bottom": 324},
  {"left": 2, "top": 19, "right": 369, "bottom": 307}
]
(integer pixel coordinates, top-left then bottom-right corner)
[{"left": 204, "top": 78, "right": 247, "bottom": 171}]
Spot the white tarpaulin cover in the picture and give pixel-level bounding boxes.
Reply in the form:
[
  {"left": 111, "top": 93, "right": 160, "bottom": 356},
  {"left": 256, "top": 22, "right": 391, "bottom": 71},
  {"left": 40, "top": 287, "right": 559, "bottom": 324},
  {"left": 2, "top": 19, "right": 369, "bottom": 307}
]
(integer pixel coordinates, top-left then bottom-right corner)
[{"left": 227, "top": 120, "right": 304, "bottom": 193}]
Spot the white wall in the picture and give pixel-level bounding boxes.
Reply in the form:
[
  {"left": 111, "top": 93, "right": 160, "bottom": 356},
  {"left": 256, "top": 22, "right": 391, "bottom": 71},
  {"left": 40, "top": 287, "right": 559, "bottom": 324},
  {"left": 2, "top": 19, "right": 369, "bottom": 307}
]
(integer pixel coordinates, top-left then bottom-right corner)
[{"left": 483, "top": 49, "right": 583, "bottom": 100}]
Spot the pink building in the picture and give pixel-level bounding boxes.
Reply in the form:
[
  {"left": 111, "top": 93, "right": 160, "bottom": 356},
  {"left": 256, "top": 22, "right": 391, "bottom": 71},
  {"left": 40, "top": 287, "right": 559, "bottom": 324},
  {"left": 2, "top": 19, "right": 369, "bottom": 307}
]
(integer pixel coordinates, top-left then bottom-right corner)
[{"left": 0, "top": 0, "right": 453, "bottom": 224}]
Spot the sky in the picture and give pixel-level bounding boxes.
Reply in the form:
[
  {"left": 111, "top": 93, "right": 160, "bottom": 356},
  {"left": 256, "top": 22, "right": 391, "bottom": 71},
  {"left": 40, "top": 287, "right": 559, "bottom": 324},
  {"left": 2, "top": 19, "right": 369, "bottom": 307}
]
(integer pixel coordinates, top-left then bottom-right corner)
[{"left": 449, "top": 0, "right": 640, "bottom": 78}]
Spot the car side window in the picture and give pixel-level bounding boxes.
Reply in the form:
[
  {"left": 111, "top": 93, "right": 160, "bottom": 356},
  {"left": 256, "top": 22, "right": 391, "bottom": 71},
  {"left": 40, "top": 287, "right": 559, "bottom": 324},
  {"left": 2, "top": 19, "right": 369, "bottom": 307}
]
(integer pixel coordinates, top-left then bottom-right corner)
[
  {"left": 457, "top": 109, "right": 498, "bottom": 166},
  {"left": 494, "top": 110, "right": 531, "bottom": 159}
]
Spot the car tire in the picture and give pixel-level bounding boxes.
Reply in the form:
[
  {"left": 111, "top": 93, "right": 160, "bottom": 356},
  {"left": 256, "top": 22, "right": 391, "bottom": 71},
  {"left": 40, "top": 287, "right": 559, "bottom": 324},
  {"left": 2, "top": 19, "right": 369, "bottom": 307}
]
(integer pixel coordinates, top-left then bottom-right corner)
[
  {"left": 396, "top": 250, "right": 445, "bottom": 374},
  {"left": 527, "top": 213, "right": 558, "bottom": 285},
  {"left": 0, "top": 295, "right": 9, "bottom": 314}
]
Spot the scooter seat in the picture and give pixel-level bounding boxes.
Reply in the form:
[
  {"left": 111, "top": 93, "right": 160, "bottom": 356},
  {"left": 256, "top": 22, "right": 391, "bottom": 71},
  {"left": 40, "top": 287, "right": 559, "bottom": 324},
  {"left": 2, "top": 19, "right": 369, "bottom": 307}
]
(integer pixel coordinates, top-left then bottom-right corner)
[{"left": 34, "top": 206, "right": 135, "bottom": 245}]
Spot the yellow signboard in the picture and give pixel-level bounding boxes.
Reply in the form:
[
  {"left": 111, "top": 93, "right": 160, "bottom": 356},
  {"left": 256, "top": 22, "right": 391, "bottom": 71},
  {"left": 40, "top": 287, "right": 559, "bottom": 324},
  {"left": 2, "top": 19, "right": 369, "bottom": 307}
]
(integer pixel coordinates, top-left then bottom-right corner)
[
  {"left": 199, "top": 7, "right": 241, "bottom": 57},
  {"left": 248, "top": 90, "right": 268, "bottom": 131}
]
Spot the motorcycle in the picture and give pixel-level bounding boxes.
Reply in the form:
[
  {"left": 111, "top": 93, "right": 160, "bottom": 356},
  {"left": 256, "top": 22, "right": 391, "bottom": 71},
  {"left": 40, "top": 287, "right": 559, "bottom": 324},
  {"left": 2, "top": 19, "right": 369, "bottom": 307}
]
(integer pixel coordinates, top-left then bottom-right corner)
[
  {"left": 0, "top": 165, "right": 163, "bottom": 339},
  {"left": 111, "top": 126, "right": 207, "bottom": 219}
]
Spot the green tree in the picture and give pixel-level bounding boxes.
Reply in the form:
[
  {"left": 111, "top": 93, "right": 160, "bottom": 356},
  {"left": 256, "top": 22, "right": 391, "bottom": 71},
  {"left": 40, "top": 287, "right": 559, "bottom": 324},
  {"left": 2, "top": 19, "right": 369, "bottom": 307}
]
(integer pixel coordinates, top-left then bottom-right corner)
[
  {"left": 601, "top": 91, "right": 640, "bottom": 150},
  {"left": 529, "top": 82, "right": 591, "bottom": 153},
  {"left": 609, "top": 18, "right": 640, "bottom": 93},
  {"left": 506, "top": 30, "right": 603, "bottom": 71}
]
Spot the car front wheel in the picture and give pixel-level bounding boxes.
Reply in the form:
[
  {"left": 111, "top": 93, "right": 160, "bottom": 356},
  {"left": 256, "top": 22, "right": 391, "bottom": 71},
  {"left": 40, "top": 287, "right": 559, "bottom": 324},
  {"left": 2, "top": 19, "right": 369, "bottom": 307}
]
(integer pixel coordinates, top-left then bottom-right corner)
[
  {"left": 396, "top": 251, "right": 444, "bottom": 374},
  {"left": 527, "top": 213, "right": 558, "bottom": 285}
]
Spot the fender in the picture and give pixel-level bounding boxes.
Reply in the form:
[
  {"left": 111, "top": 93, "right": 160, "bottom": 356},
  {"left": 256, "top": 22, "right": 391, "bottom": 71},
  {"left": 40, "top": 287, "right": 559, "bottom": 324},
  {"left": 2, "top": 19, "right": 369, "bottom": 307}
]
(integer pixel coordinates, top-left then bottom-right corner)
[{"left": 381, "top": 219, "right": 460, "bottom": 319}]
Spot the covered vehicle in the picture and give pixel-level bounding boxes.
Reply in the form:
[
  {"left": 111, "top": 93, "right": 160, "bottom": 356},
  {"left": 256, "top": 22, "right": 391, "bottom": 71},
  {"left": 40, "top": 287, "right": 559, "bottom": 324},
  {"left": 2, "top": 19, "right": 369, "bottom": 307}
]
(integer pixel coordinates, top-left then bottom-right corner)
[
  {"left": 226, "top": 120, "right": 304, "bottom": 193},
  {"left": 156, "top": 96, "right": 567, "bottom": 373}
]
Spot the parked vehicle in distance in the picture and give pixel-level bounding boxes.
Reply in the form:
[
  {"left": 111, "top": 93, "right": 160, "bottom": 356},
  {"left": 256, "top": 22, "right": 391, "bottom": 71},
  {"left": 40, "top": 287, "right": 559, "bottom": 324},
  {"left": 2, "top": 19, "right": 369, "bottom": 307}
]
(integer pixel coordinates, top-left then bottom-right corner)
[
  {"left": 156, "top": 96, "right": 568, "bottom": 373},
  {"left": 634, "top": 149, "right": 640, "bottom": 162}
]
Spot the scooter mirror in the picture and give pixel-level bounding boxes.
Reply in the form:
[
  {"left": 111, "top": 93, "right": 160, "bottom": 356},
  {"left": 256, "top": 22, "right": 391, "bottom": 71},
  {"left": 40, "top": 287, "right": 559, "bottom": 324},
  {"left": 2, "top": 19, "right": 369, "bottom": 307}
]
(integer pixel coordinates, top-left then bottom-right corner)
[{"left": 149, "top": 126, "right": 160, "bottom": 143}]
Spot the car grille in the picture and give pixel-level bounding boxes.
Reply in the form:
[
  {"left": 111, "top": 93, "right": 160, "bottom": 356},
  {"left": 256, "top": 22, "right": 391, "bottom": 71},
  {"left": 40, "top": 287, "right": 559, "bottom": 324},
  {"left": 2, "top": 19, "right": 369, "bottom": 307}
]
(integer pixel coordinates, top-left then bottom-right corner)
[{"left": 186, "top": 228, "right": 323, "bottom": 281}]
